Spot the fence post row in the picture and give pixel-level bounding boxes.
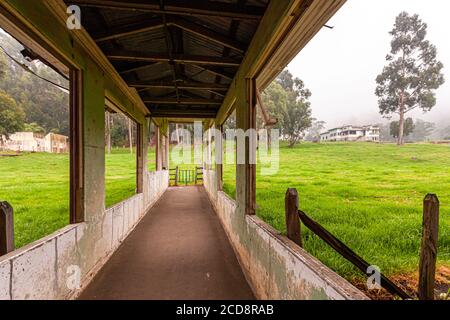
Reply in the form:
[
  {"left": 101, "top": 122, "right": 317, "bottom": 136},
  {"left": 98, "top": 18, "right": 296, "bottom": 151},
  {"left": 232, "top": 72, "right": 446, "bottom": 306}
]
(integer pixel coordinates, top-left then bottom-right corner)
[
  {"left": 0, "top": 201, "right": 14, "bottom": 256},
  {"left": 418, "top": 194, "right": 439, "bottom": 300}
]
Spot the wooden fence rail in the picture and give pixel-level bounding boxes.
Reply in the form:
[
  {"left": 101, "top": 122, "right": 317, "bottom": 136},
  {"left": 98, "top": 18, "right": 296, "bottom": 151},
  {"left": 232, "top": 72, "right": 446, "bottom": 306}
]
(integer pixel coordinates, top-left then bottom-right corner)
[{"left": 285, "top": 188, "right": 412, "bottom": 300}]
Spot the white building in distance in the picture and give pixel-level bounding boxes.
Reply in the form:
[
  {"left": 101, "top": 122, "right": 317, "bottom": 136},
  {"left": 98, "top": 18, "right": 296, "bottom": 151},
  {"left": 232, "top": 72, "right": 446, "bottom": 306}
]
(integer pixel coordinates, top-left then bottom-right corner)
[
  {"left": 320, "top": 125, "right": 380, "bottom": 142},
  {"left": 3, "top": 132, "right": 69, "bottom": 153}
]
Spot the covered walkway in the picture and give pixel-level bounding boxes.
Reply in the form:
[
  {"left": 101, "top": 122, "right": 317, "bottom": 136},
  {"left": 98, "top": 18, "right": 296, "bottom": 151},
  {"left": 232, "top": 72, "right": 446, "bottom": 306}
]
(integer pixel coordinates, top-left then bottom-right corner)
[{"left": 78, "top": 187, "right": 254, "bottom": 300}]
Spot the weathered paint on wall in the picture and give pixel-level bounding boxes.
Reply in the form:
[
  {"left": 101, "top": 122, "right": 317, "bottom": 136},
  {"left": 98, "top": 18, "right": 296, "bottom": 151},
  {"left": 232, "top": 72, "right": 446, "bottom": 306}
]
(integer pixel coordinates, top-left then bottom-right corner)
[
  {"left": 203, "top": 170, "right": 369, "bottom": 300},
  {"left": 0, "top": 171, "right": 169, "bottom": 300}
]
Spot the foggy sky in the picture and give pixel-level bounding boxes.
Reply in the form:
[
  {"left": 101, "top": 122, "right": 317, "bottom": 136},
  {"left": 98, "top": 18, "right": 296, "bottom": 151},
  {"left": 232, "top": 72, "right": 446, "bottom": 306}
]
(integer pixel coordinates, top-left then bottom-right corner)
[{"left": 288, "top": 0, "right": 450, "bottom": 130}]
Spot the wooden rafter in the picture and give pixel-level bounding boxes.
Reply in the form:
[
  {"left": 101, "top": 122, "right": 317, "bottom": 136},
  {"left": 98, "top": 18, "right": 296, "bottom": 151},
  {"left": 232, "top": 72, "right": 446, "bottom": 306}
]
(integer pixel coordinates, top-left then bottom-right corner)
[
  {"left": 128, "top": 80, "right": 229, "bottom": 91},
  {"left": 107, "top": 51, "right": 241, "bottom": 67},
  {"left": 94, "top": 18, "right": 164, "bottom": 42},
  {"left": 190, "top": 64, "right": 234, "bottom": 81},
  {"left": 66, "top": 0, "right": 264, "bottom": 20},
  {"left": 94, "top": 16, "right": 245, "bottom": 53},
  {"left": 144, "top": 98, "right": 223, "bottom": 105},
  {"left": 118, "top": 62, "right": 163, "bottom": 75}
]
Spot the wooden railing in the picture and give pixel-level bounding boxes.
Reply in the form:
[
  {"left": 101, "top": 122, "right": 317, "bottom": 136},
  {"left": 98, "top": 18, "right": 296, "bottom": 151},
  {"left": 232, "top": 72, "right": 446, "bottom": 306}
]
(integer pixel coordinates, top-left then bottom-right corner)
[
  {"left": 285, "top": 188, "right": 440, "bottom": 300},
  {"left": 169, "top": 166, "right": 204, "bottom": 186}
]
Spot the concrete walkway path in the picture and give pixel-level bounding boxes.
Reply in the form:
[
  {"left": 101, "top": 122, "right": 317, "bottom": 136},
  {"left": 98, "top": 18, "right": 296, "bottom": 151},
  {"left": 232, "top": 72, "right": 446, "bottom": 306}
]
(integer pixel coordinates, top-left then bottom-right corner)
[{"left": 79, "top": 186, "right": 255, "bottom": 300}]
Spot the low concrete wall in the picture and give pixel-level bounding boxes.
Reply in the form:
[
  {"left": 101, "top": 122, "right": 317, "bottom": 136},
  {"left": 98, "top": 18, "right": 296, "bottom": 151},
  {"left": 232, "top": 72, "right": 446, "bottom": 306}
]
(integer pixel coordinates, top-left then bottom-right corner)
[
  {"left": 203, "top": 170, "right": 368, "bottom": 300},
  {"left": 0, "top": 170, "right": 169, "bottom": 300}
]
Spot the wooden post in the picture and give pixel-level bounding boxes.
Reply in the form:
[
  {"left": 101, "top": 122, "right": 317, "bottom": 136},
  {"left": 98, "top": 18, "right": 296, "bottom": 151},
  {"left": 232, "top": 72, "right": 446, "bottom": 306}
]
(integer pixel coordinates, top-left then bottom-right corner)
[
  {"left": 418, "top": 194, "right": 439, "bottom": 300},
  {"left": 285, "top": 188, "right": 302, "bottom": 247},
  {"left": 175, "top": 166, "right": 179, "bottom": 186},
  {"left": 0, "top": 201, "right": 14, "bottom": 256}
]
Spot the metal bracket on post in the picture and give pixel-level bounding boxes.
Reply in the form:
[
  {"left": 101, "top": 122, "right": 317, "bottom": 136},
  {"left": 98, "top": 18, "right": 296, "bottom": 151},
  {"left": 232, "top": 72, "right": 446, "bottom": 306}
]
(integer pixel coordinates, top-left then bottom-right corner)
[{"left": 0, "top": 201, "right": 14, "bottom": 256}]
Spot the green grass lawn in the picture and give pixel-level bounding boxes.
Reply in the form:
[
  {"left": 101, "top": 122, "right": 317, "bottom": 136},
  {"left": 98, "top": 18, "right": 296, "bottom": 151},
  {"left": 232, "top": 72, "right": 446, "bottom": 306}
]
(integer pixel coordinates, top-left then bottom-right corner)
[
  {"left": 223, "top": 142, "right": 450, "bottom": 279},
  {"left": 2, "top": 143, "right": 449, "bottom": 282},
  {"left": 0, "top": 148, "right": 156, "bottom": 248}
]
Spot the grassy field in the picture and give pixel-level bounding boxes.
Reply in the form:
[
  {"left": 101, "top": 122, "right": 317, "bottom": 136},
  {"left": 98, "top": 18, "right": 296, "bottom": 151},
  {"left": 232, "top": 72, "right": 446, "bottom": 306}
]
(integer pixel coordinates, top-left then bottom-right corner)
[
  {"left": 223, "top": 143, "right": 450, "bottom": 279},
  {"left": 2, "top": 143, "right": 449, "bottom": 284},
  {"left": 0, "top": 148, "right": 154, "bottom": 248}
]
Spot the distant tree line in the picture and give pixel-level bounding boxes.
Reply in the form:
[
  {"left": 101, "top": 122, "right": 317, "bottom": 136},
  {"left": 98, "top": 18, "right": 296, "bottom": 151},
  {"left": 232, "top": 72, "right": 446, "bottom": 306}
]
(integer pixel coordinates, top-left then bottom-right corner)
[{"left": 0, "top": 31, "right": 69, "bottom": 139}]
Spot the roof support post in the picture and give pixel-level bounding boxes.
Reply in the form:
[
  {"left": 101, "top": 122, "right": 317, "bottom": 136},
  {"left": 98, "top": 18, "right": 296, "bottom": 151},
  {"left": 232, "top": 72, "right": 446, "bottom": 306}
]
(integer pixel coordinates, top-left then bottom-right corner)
[
  {"left": 215, "top": 124, "right": 223, "bottom": 192},
  {"left": 156, "top": 125, "right": 162, "bottom": 171},
  {"left": 235, "top": 77, "right": 257, "bottom": 216},
  {"left": 136, "top": 122, "right": 144, "bottom": 194}
]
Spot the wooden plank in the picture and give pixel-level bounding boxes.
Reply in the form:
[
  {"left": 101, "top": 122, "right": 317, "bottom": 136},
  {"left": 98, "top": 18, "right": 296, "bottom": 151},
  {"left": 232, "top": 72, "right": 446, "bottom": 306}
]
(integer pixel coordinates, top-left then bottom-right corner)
[
  {"left": 285, "top": 188, "right": 302, "bottom": 247},
  {"left": 69, "top": 69, "right": 84, "bottom": 224},
  {"left": 94, "top": 18, "right": 164, "bottom": 42},
  {"left": 245, "top": 78, "right": 257, "bottom": 215},
  {"left": 418, "top": 194, "right": 440, "bottom": 300},
  {"left": 171, "top": 17, "right": 246, "bottom": 53},
  {"left": 128, "top": 80, "right": 229, "bottom": 91},
  {"left": 298, "top": 210, "right": 412, "bottom": 299},
  {"left": 144, "top": 98, "right": 223, "bottom": 105},
  {"left": 189, "top": 65, "right": 234, "bottom": 81},
  {"left": 0, "top": 201, "right": 14, "bottom": 256},
  {"left": 107, "top": 51, "right": 241, "bottom": 67},
  {"left": 151, "top": 112, "right": 216, "bottom": 119},
  {"left": 66, "top": 0, "right": 265, "bottom": 20}
]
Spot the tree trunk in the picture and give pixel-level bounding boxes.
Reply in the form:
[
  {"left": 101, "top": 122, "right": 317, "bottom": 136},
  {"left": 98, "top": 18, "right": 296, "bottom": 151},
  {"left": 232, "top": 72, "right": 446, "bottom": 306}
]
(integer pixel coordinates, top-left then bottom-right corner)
[
  {"left": 128, "top": 119, "right": 133, "bottom": 154},
  {"left": 398, "top": 92, "right": 406, "bottom": 146},
  {"left": 105, "top": 111, "right": 111, "bottom": 154},
  {"left": 176, "top": 124, "right": 180, "bottom": 144}
]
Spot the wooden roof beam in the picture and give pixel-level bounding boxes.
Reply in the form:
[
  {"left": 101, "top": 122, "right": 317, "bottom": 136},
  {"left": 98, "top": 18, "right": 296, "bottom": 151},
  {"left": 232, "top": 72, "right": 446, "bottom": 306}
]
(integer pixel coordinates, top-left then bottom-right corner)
[
  {"left": 118, "top": 62, "right": 163, "bottom": 75},
  {"left": 107, "top": 51, "right": 241, "bottom": 67},
  {"left": 190, "top": 64, "right": 234, "bottom": 81},
  {"left": 151, "top": 113, "right": 216, "bottom": 119},
  {"left": 94, "top": 18, "right": 164, "bottom": 42},
  {"left": 128, "top": 80, "right": 229, "bottom": 91},
  {"left": 144, "top": 98, "right": 223, "bottom": 105},
  {"left": 94, "top": 16, "right": 246, "bottom": 53},
  {"left": 65, "top": 0, "right": 265, "bottom": 20}
]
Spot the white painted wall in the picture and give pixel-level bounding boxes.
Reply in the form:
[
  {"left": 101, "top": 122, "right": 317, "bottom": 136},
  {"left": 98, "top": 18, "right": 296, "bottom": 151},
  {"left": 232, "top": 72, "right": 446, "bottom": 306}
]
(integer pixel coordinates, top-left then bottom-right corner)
[
  {"left": 0, "top": 170, "right": 169, "bottom": 300},
  {"left": 203, "top": 170, "right": 368, "bottom": 300}
]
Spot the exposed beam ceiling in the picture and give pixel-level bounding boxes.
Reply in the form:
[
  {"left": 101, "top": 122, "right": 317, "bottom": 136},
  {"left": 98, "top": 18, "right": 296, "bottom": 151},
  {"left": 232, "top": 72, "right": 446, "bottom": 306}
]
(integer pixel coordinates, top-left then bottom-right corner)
[
  {"left": 66, "top": 0, "right": 264, "bottom": 20},
  {"left": 95, "top": 16, "right": 246, "bottom": 53},
  {"left": 107, "top": 51, "right": 241, "bottom": 67}
]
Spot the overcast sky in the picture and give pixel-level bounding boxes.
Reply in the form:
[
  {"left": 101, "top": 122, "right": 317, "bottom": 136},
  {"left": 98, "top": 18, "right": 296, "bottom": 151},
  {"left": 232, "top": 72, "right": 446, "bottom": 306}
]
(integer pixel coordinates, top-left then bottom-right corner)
[{"left": 288, "top": 0, "right": 450, "bottom": 130}]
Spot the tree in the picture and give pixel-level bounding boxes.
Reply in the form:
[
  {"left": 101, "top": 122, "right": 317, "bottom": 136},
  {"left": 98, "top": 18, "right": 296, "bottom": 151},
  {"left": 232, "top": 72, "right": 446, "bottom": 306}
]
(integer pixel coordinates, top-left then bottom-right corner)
[
  {"left": 375, "top": 12, "right": 445, "bottom": 146},
  {"left": 390, "top": 117, "right": 414, "bottom": 139},
  {"left": 262, "top": 70, "right": 313, "bottom": 147},
  {"left": 0, "top": 32, "right": 70, "bottom": 136},
  {"left": 410, "top": 119, "right": 435, "bottom": 142},
  {"left": 277, "top": 71, "right": 313, "bottom": 147},
  {"left": 305, "top": 120, "right": 326, "bottom": 142},
  {"left": 0, "top": 51, "right": 7, "bottom": 79},
  {"left": 0, "top": 90, "right": 25, "bottom": 146},
  {"left": 24, "top": 122, "right": 45, "bottom": 134},
  {"left": 440, "top": 125, "right": 450, "bottom": 140}
]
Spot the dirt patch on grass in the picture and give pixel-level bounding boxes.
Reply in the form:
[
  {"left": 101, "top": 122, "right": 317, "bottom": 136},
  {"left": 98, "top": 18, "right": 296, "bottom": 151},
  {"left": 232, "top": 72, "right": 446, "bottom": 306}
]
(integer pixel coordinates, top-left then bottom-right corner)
[{"left": 352, "top": 266, "right": 450, "bottom": 300}]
